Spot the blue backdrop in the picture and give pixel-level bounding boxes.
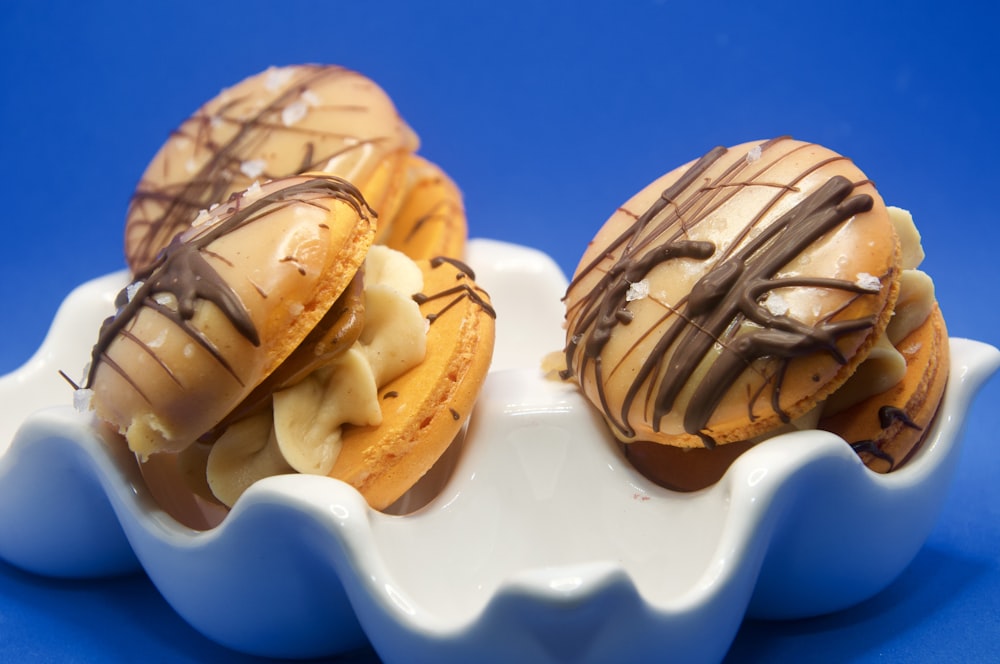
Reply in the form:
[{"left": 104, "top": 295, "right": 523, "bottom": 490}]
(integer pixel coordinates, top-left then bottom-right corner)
[{"left": 2, "top": 1, "right": 998, "bottom": 661}]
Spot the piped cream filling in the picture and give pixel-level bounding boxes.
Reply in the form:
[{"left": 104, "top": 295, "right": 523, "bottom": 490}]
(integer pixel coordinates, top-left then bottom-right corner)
[
  {"left": 817, "top": 207, "right": 934, "bottom": 417},
  {"left": 205, "top": 245, "right": 427, "bottom": 507}
]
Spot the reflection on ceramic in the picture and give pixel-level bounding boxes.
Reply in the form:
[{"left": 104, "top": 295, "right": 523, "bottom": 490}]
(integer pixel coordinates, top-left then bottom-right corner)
[{"left": 0, "top": 239, "right": 997, "bottom": 663}]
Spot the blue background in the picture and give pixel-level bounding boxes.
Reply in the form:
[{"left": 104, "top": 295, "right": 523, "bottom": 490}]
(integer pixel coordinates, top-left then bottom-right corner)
[{"left": 2, "top": 0, "right": 998, "bottom": 661}]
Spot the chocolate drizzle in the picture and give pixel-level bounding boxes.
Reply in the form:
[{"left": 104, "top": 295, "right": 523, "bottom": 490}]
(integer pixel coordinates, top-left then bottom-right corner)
[
  {"left": 85, "top": 175, "right": 373, "bottom": 400},
  {"left": 429, "top": 255, "right": 479, "bottom": 280},
  {"left": 564, "top": 138, "right": 890, "bottom": 446},
  {"left": 850, "top": 439, "right": 895, "bottom": 467},
  {"left": 126, "top": 65, "right": 392, "bottom": 273},
  {"left": 849, "top": 406, "right": 924, "bottom": 471},
  {"left": 415, "top": 258, "right": 497, "bottom": 321},
  {"left": 404, "top": 195, "right": 462, "bottom": 245},
  {"left": 878, "top": 405, "right": 921, "bottom": 431}
]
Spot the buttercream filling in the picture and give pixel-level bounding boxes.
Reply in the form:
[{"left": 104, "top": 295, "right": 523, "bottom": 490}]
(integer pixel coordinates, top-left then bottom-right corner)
[
  {"left": 205, "top": 245, "right": 427, "bottom": 506},
  {"left": 819, "top": 207, "right": 934, "bottom": 416}
]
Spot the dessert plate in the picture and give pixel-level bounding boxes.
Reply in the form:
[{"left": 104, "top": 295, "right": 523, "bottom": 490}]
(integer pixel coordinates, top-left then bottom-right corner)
[{"left": 1, "top": 239, "right": 997, "bottom": 663}]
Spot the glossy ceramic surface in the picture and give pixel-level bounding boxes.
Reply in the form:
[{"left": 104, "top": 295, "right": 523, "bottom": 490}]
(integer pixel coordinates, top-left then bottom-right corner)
[{"left": 1, "top": 239, "right": 997, "bottom": 663}]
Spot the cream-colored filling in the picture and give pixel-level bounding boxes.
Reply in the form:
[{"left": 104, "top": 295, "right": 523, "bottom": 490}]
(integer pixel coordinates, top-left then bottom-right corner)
[
  {"left": 820, "top": 207, "right": 934, "bottom": 416},
  {"left": 205, "top": 245, "right": 427, "bottom": 506},
  {"left": 745, "top": 207, "right": 934, "bottom": 432},
  {"left": 890, "top": 206, "right": 925, "bottom": 272},
  {"left": 886, "top": 269, "right": 934, "bottom": 345}
]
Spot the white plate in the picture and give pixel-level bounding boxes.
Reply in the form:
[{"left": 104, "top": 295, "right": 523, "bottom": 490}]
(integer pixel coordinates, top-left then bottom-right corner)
[{"left": 1, "top": 239, "right": 997, "bottom": 663}]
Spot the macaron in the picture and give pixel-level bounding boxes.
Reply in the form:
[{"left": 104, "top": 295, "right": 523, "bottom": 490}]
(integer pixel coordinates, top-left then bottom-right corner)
[
  {"left": 87, "top": 174, "right": 376, "bottom": 459},
  {"left": 329, "top": 256, "right": 496, "bottom": 510},
  {"left": 81, "top": 172, "right": 496, "bottom": 517},
  {"left": 123, "top": 64, "right": 467, "bottom": 273},
  {"left": 561, "top": 137, "right": 947, "bottom": 485}
]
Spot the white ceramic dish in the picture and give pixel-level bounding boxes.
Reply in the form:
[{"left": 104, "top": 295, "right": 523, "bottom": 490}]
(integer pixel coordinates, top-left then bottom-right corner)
[{"left": 1, "top": 239, "right": 997, "bottom": 664}]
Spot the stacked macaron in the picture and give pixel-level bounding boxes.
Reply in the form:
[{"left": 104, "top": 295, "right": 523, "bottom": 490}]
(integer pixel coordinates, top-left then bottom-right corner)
[
  {"left": 561, "top": 137, "right": 947, "bottom": 489},
  {"left": 78, "top": 65, "right": 495, "bottom": 522}
]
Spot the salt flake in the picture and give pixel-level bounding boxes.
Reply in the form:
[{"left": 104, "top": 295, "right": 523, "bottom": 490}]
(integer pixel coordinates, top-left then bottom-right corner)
[
  {"left": 125, "top": 280, "right": 144, "bottom": 303},
  {"left": 762, "top": 292, "right": 789, "bottom": 316},
  {"left": 301, "top": 89, "right": 321, "bottom": 107},
  {"left": 240, "top": 159, "right": 267, "bottom": 179},
  {"left": 191, "top": 208, "right": 212, "bottom": 228},
  {"left": 746, "top": 145, "right": 762, "bottom": 163},
  {"left": 282, "top": 99, "right": 309, "bottom": 126},
  {"left": 626, "top": 279, "right": 650, "bottom": 302},
  {"left": 265, "top": 66, "right": 295, "bottom": 92},
  {"left": 73, "top": 388, "right": 94, "bottom": 413},
  {"left": 855, "top": 272, "right": 881, "bottom": 291}
]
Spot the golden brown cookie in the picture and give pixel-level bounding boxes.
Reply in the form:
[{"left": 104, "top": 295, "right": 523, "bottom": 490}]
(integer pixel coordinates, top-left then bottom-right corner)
[
  {"left": 85, "top": 174, "right": 376, "bottom": 459},
  {"left": 83, "top": 66, "right": 487, "bottom": 523},
  {"left": 820, "top": 304, "right": 949, "bottom": 473},
  {"left": 130, "top": 254, "right": 495, "bottom": 524},
  {"left": 122, "top": 64, "right": 468, "bottom": 272},
  {"left": 622, "top": 438, "right": 757, "bottom": 493},
  {"left": 124, "top": 64, "right": 417, "bottom": 273},
  {"left": 382, "top": 155, "right": 468, "bottom": 260},
  {"left": 329, "top": 256, "right": 496, "bottom": 510},
  {"left": 625, "top": 304, "right": 948, "bottom": 488},
  {"left": 563, "top": 137, "right": 901, "bottom": 450}
]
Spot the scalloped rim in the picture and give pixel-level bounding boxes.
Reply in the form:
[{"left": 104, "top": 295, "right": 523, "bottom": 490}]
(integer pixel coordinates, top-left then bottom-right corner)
[{"left": 1, "top": 240, "right": 998, "bottom": 663}]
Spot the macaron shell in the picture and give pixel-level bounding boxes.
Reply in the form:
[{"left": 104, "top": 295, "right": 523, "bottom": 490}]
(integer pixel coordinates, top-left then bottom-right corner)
[
  {"left": 89, "top": 175, "right": 375, "bottom": 457},
  {"left": 329, "top": 257, "right": 496, "bottom": 510},
  {"left": 623, "top": 437, "right": 757, "bottom": 493},
  {"left": 563, "top": 138, "right": 901, "bottom": 448},
  {"left": 819, "top": 304, "right": 949, "bottom": 473},
  {"left": 137, "top": 442, "right": 229, "bottom": 530},
  {"left": 124, "top": 64, "right": 417, "bottom": 273},
  {"left": 382, "top": 155, "right": 468, "bottom": 260}
]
